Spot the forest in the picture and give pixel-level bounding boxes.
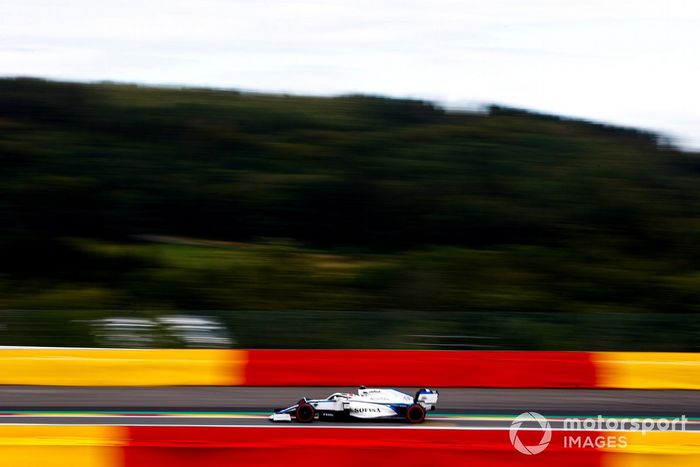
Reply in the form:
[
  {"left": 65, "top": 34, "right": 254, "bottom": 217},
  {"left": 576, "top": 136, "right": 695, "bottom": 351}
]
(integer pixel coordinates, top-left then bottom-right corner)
[{"left": 1, "top": 78, "right": 699, "bottom": 349}]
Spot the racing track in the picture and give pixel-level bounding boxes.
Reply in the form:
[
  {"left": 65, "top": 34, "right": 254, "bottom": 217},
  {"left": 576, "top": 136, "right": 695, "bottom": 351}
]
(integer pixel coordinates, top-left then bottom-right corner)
[
  {"left": 2, "top": 387, "right": 697, "bottom": 467},
  {"left": 0, "top": 387, "right": 699, "bottom": 423}
]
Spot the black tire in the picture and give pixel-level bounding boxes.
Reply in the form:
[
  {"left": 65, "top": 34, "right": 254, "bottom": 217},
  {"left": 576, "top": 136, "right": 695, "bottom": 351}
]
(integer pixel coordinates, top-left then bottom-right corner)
[
  {"left": 405, "top": 404, "right": 426, "bottom": 424},
  {"left": 296, "top": 403, "right": 316, "bottom": 423}
]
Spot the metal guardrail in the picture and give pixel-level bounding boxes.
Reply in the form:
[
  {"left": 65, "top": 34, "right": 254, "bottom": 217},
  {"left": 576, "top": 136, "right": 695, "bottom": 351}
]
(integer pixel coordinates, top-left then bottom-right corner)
[
  {"left": 404, "top": 335, "right": 501, "bottom": 349},
  {"left": 0, "top": 309, "right": 699, "bottom": 350}
]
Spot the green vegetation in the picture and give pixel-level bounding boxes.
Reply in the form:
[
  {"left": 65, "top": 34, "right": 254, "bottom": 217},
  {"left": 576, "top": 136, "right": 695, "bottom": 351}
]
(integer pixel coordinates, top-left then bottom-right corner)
[{"left": 1, "top": 78, "right": 700, "bottom": 349}]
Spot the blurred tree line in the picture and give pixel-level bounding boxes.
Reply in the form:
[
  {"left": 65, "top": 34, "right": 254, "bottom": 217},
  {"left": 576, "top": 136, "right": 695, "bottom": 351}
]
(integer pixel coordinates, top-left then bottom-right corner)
[{"left": 1, "top": 78, "right": 699, "bottom": 349}]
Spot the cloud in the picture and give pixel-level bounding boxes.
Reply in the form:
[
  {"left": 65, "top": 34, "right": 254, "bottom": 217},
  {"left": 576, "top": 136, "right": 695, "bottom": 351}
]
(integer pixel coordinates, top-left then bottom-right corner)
[{"left": 1, "top": 0, "right": 698, "bottom": 148}]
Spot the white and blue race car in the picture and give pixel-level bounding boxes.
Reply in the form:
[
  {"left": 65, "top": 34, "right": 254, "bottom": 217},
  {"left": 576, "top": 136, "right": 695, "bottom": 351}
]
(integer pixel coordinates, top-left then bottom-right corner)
[{"left": 269, "top": 387, "right": 439, "bottom": 423}]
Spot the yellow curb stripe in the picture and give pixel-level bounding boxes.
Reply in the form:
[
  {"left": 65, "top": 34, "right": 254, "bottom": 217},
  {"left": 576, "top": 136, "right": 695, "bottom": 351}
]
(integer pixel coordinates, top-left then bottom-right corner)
[
  {"left": 0, "top": 426, "right": 125, "bottom": 467},
  {"left": 0, "top": 349, "right": 246, "bottom": 386},
  {"left": 594, "top": 352, "right": 700, "bottom": 389},
  {"left": 601, "top": 431, "right": 700, "bottom": 466}
]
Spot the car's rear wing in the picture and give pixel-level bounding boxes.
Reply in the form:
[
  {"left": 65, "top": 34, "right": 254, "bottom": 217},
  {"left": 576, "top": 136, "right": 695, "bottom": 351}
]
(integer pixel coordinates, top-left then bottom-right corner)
[{"left": 415, "top": 388, "right": 439, "bottom": 409}]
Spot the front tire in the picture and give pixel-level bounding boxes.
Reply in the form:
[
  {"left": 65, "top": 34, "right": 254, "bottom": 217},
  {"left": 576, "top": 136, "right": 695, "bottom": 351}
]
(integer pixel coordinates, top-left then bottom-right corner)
[
  {"left": 406, "top": 404, "right": 426, "bottom": 423},
  {"left": 296, "top": 403, "right": 316, "bottom": 423}
]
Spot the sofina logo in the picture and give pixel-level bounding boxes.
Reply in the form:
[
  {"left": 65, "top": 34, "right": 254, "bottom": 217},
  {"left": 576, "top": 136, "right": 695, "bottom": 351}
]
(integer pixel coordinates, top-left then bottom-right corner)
[{"left": 509, "top": 412, "right": 552, "bottom": 455}]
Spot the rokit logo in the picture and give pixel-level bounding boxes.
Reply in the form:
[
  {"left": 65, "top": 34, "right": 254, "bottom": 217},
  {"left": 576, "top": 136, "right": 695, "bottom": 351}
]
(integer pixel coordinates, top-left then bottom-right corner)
[{"left": 351, "top": 406, "right": 381, "bottom": 413}]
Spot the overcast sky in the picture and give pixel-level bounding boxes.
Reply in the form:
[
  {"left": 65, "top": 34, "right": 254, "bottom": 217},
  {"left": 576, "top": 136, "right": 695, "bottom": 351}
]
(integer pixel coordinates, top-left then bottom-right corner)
[{"left": 2, "top": 0, "right": 699, "bottom": 149}]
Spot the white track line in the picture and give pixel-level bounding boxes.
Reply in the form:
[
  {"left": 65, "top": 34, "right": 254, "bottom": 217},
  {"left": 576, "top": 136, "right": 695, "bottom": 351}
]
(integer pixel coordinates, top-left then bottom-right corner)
[{"left": 0, "top": 423, "right": 695, "bottom": 432}]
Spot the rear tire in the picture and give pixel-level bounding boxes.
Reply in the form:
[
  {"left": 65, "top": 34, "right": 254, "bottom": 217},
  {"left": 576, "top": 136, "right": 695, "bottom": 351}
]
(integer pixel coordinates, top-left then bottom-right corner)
[
  {"left": 296, "top": 403, "right": 316, "bottom": 423},
  {"left": 405, "top": 404, "right": 426, "bottom": 423}
]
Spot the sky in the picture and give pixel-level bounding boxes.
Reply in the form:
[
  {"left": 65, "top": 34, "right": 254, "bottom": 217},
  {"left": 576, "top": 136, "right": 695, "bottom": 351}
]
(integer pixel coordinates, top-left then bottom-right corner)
[{"left": 2, "top": 0, "right": 699, "bottom": 149}]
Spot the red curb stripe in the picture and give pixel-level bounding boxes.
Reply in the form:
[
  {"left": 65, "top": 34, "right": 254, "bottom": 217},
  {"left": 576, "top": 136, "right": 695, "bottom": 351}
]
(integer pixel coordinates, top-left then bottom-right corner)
[
  {"left": 243, "top": 350, "right": 598, "bottom": 387},
  {"left": 124, "top": 426, "right": 604, "bottom": 467}
]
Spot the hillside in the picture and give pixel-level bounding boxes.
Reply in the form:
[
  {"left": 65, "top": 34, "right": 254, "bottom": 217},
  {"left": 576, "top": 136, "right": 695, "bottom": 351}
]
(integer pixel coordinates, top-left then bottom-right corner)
[{"left": 1, "top": 78, "right": 699, "bottom": 349}]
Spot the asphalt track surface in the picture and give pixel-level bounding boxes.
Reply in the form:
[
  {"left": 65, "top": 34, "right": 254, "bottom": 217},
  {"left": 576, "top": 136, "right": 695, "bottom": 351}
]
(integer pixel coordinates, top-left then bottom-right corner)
[{"left": 1, "top": 387, "right": 700, "bottom": 426}]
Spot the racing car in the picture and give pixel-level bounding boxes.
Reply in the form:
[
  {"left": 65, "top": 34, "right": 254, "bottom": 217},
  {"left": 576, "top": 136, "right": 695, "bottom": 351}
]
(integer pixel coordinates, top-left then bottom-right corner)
[{"left": 269, "top": 387, "right": 439, "bottom": 423}]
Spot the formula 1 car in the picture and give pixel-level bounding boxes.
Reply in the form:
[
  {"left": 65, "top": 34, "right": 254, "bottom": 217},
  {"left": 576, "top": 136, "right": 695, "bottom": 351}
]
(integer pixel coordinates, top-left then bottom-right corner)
[{"left": 269, "top": 387, "right": 439, "bottom": 423}]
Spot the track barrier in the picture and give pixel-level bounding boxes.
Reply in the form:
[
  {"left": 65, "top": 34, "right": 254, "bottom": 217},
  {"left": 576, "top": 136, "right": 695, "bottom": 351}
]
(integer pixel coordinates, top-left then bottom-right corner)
[{"left": 0, "top": 349, "right": 698, "bottom": 389}]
